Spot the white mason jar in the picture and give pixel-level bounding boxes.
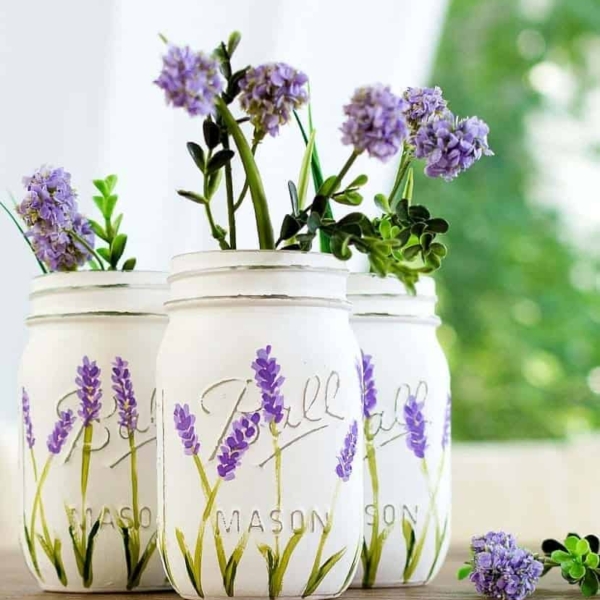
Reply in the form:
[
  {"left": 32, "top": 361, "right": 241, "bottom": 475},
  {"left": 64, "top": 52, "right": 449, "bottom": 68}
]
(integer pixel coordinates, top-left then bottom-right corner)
[
  {"left": 157, "top": 251, "right": 363, "bottom": 600},
  {"left": 348, "top": 274, "right": 451, "bottom": 588},
  {"left": 18, "top": 271, "right": 169, "bottom": 592}
]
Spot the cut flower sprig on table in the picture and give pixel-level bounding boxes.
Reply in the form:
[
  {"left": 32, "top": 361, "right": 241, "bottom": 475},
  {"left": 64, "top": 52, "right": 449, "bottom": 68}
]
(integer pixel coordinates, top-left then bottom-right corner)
[
  {"left": 1, "top": 168, "right": 137, "bottom": 273},
  {"left": 458, "top": 531, "right": 600, "bottom": 599},
  {"left": 155, "top": 31, "right": 492, "bottom": 291}
]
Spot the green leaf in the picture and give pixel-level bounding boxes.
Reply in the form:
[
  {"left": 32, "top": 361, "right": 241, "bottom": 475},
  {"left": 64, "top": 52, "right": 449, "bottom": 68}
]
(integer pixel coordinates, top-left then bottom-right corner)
[
  {"left": 402, "top": 511, "right": 417, "bottom": 579},
  {"left": 83, "top": 513, "right": 103, "bottom": 588},
  {"left": 176, "top": 529, "right": 202, "bottom": 597},
  {"left": 187, "top": 142, "right": 206, "bottom": 173},
  {"left": 203, "top": 120, "right": 221, "bottom": 150},
  {"left": 122, "top": 258, "right": 137, "bottom": 271},
  {"left": 348, "top": 174, "right": 368, "bottom": 188},
  {"left": 426, "top": 218, "right": 450, "bottom": 233},
  {"left": 297, "top": 130, "right": 316, "bottom": 210},
  {"left": 272, "top": 527, "right": 306, "bottom": 598},
  {"left": 457, "top": 564, "right": 473, "bottom": 580},
  {"left": 127, "top": 532, "right": 158, "bottom": 590},
  {"left": 569, "top": 562, "right": 586, "bottom": 580},
  {"left": 430, "top": 242, "right": 448, "bottom": 257},
  {"left": 223, "top": 533, "right": 249, "bottom": 596},
  {"left": 566, "top": 536, "right": 581, "bottom": 554},
  {"left": 96, "top": 247, "right": 110, "bottom": 263},
  {"left": 302, "top": 547, "right": 346, "bottom": 597},
  {"left": 104, "top": 194, "right": 118, "bottom": 219},
  {"left": 330, "top": 234, "right": 352, "bottom": 261},
  {"left": 409, "top": 205, "right": 431, "bottom": 221},
  {"left": 88, "top": 219, "right": 109, "bottom": 243},
  {"left": 374, "top": 193, "right": 391, "bottom": 214},
  {"left": 93, "top": 195, "right": 105, "bottom": 214},
  {"left": 207, "top": 149, "right": 235, "bottom": 175},
  {"left": 113, "top": 213, "right": 124, "bottom": 237},
  {"left": 332, "top": 190, "right": 363, "bottom": 206},
  {"left": 577, "top": 539, "right": 591, "bottom": 557},
  {"left": 403, "top": 244, "right": 422, "bottom": 261},
  {"left": 177, "top": 190, "right": 208, "bottom": 205},
  {"left": 307, "top": 212, "right": 321, "bottom": 234},
  {"left": 206, "top": 170, "right": 223, "bottom": 200},
  {"left": 395, "top": 198, "right": 409, "bottom": 221},
  {"left": 93, "top": 179, "right": 108, "bottom": 196},
  {"left": 278, "top": 214, "right": 303, "bottom": 243},
  {"left": 402, "top": 168, "right": 414, "bottom": 202},
  {"left": 288, "top": 181, "right": 299, "bottom": 216},
  {"left": 551, "top": 550, "right": 572, "bottom": 563},
  {"left": 582, "top": 569, "right": 599, "bottom": 597},
  {"left": 586, "top": 553, "right": 600, "bottom": 568},
  {"left": 227, "top": 31, "right": 242, "bottom": 56},
  {"left": 379, "top": 219, "right": 392, "bottom": 239},
  {"left": 104, "top": 174, "right": 118, "bottom": 194},
  {"left": 311, "top": 195, "right": 328, "bottom": 217},
  {"left": 318, "top": 175, "right": 340, "bottom": 197},
  {"left": 110, "top": 234, "right": 127, "bottom": 268},
  {"left": 52, "top": 538, "right": 68, "bottom": 587}
]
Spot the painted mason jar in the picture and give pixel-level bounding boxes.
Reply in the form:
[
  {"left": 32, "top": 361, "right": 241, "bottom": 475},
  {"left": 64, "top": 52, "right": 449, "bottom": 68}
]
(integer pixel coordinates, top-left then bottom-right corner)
[
  {"left": 18, "top": 271, "right": 169, "bottom": 592},
  {"left": 348, "top": 274, "right": 451, "bottom": 588},
  {"left": 157, "top": 251, "right": 363, "bottom": 600}
]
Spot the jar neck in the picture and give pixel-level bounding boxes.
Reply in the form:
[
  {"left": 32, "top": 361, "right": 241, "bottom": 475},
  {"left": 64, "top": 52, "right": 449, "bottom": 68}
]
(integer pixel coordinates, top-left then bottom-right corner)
[
  {"left": 28, "top": 271, "right": 168, "bottom": 320},
  {"left": 167, "top": 251, "right": 350, "bottom": 311}
]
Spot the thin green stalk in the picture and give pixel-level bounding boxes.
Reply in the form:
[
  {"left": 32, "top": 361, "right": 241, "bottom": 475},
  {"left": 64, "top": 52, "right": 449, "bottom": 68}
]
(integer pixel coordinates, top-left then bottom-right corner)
[
  {"left": 233, "top": 141, "right": 260, "bottom": 212},
  {"left": 389, "top": 148, "right": 414, "bottom": 208},
  {"left": 71, "top": 231, "right": 105, "bottom": 271},
  {"left": 128, "top": 433, "right": 140, "bottom": 530},
  {"left": 80, "top": 425, "right": 94, "bottom": 541},
  {"left": 31, "top": 451, "right": 52, "bottom": 547},
  {"left": 30, "top": 457, "right": 52, "bottom": 544},
  {"left": 363, "top": 421, "right": 382, "bottom": 587},
  {"left": 329, "top": 152, "right": 360, "bottom": 198},
  {"left": 221, "top": 135, "right": 237, "bottom": 249},
  {"left": 215, "top": 98, "right": 274, "bottom": 249},
  {"left": 194, "top": 481, "right": 221, "bottom": 587},
  {"left": 203, "top": 203, "right": 229, "bottom": 250},
  {"left": 0, "top": 200, "right": 48, "bottom": 273},
  {"left": 270, "top": 422, "right": 282, "bottom": 558},
  {"left": 425, "top": 452, "right": 449, "bottom": 581}
]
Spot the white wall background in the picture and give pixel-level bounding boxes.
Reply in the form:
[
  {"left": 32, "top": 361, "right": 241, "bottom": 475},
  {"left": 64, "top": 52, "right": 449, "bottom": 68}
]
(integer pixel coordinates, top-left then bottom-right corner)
[{"left": 0, "top": 0, "right": 448, "bottom": 427}]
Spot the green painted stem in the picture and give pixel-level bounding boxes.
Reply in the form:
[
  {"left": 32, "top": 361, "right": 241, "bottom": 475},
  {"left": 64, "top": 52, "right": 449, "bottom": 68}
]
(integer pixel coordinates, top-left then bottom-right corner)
[
  {"left": 271, "top": 422, "right": 282, "bottom": 558},
  {"left": 425, "top": 452, "right": 449, "bottom": 582},
  {"left": 215, "top": 98, "right": 274, "bottom": 249},
  {"left": 30, "top": 457, "right": 53, "bottom": 545},
  {"left": 194, "top": 481, "right": 221, "bottom": 586},
  {"left": 128, "top": 433, "right": 140, "bottom": 530},
  {"left": 80, "top": 425, "right": 93, "bottom": 541},
  {"left": 362, "top": 420, "right": 382, "bottom": 588},
  {"left": 30, "top": 450, "right": 52, "bottom": 547},
  {"left": 192, "top": 455, "right": 212, "bottom": 499}
]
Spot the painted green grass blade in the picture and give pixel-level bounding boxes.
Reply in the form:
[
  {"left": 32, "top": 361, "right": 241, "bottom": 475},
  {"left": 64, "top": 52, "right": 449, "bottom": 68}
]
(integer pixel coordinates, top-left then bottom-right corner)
[
  {"left": 53, "top": 538, "right": 68, "bottom": 587},
  {"left": 119, "top": 523, "right": 133, "bottom": 579},
  {"left": 66, "top": 515, "right": 85, "bottom": 577},
  {"left": 272, "top": 527, "right": 306, "bottom": 597},
  {"left": 402, "top": 515, "right": 416, "bottom": 580},
  {"left": 82, "top": 513, "right": 102, "bottom": 588},
  {"left": 426, "top": 515, "right": 449, "bottom": 582},
  {"left": 128, "top": 531, "right": 158, "bottom": 590},
  {"left": 176, "top": 528, "right": 203, "bottom": 597},
  {"left": 0, "top": 199, "right": 47, "bottom": 273},
  {"left": 223, "top": 532, "right": 249, "bottom": 596},
  {"left": 303, "top": 547, "right": 346, "bottom": 597},
  {"left": 23, "top": 523, "right": 42, "bottom": 579},
  {"left": 338, "top": 541, "right": 362, "bottom": 594}
]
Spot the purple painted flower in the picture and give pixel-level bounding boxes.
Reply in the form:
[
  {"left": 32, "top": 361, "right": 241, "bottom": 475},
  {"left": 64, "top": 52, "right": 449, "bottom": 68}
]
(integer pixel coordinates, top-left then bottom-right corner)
[
  {"left": 173, "top": 403, "right": 200, "bottom": 456},
  {"left": 154, "top": 44, "right": 223, "bottom": 117},
  {"left": 402, "top": 86, "right": 448, "bottom": 126},
  {"left": 414, "top": 113, "right": 493, "bottom": 181},
  {"left": 361, "top": 352, "right": 377, "bottom": 419},
  {"left": 47, "top": 409, "right": 76, "bottom": 455},
  {"left": 217, "top": 412, "right": 261, "bottom": 481},
  {"left": 341, "top": 85, "right": 408, "bottom": 162},
  {"left": 111, "top": 357, "right": 138, "bottom": 433},
  {"left": 21, "top": 388, "right": 35, "bottom": 449},
  {"left": 335, "top": 420, "right": 358, "bottom": 482},
  {"left": 252, "top": 345, "right": 286, "bottom": 425},
  {"left": 76, "top": 356, "right": 103, "bottom": 427},
  {"left": 469, "top": 531, "right": 542, "bottom": 600},
  {"left": 239, "top": 63, "right": 309, "bottom": 137},
  {"left": 404, "top": 394, "right": 427, "bottom": 459},
  {"left": 17, "top": 166, "right": 94, "bottom": 271},
  {"left": 442, "top": 394, "right": 451, "bottom": 449}
]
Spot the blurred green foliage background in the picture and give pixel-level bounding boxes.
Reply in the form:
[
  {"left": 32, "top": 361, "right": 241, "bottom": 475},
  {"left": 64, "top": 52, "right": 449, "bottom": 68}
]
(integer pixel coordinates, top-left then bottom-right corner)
[{"left": 422, "top": 0, "right": 600, "bottom": 440}]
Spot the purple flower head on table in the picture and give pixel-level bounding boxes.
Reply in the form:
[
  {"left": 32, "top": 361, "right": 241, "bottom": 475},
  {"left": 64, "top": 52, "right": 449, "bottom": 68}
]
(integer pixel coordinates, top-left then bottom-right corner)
[
  {"left": 76, "top": 357, "right": 103, "bottom": 426},
  {"left": 403, "top": 86, "right": 448, "bottom": 126},
  {"left": 217, "top": 412, "right": 261, "bottom": 481},
  {"left": 404, "top": 394, "right": 427, "bottom": 459},
  {"left": 414, "top": 113, "right": 493, "bottom": 181},
  {"left": 442, "top": 394, "right": 451, "bottom": 449},
  {"left": 361, "top": 351, "right": 378, "bottom": 419},
  {"left": 335, "top": 420, "right": 358, "bottom": 482},
  {"left": 239, "top": 62, "right": 309, "bottom": 137},
  {"left": 469, "top": 531, "right": 542, "bottom": 600},
  {"left": 252, "top": 345, "right": 286, "bottom": 425},
  {"left": 155, "top": 44, "right": 223, "bottom": 117},
  {"left": 341, "top": 84, "right": 408, "bottom": 162},
  {"left": 112, "top": 357, "right": 139, "bottom": 433},
  {"left": 174, "top": 403, "right": 201, "bottom": 456},
  {"left": 47, "top": 409, "right": 76, "bottom": 455},
  {"left": 21, "top": 388, "right": 35, "bottom": 449}
]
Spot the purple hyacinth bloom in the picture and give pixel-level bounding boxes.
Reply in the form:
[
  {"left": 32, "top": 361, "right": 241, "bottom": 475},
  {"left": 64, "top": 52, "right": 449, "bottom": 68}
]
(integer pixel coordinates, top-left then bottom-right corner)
[
  {"left": 252, "top": 345, "right": 286, "bottom": 425},
  {"left": 472, "top": 532, "right": 517, "bottom": 553},
  {"left": 414, "top": 113, "right": 493, "bottom": 181},
  {"left": 76, "top": 356, "right": 103, "bottom": 427},
  {"left": 404, "top": 394, "right": 427, "bottom": 459},
  {"left": 239, "top": 63, "right": 309, "bottom": 137},
  {"left": 173, "top": 403, "right": 201, "bottom": 456},
  {"left": 111, "top": 357, "right": 138, "bottom": 433},
  {"left": 341, "top": 85, "right": 408, "bottom": 162},
  {"left": 217, "top": 412, "right": 261, "bottom": 481},
  {"left": 442, "top": 394, "right": 451, "bottom": 449},
  {"left": 335, "top": 420, "right": 358, "bottom": 482},
  {"left": 21, "top": 388, "right": 35, "bottom": 449},
  {"left": 403, "top": 86, "right": 448, "bottom": 126},
  {"left": 17, "top": 166, "right": 94, "bottom": 271},
  {"left": 469, "top": 531, "right": 542, "bottom": 600},
  {"left": 47, "top": 409, "right": 76, "bottom": 455},
  {"left": 361, "top": 352, "right": 377, "bottom": 419},
  {"left": 154, "top": 44, "right": 223, "bottom": 117}
]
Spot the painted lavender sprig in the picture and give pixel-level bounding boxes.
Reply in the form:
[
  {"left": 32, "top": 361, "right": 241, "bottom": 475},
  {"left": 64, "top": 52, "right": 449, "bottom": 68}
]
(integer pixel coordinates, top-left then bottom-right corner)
[
  {"left": 174, "top": 403, "right": 201, "bottom": 456},
  {"left": 217, "top": 412, "right": 260, "bottom": 481},
  {"left": 361, "top": 352, "right": 377, "bottom": 419},
  {"left": 22, "top": 388, "right": 36, "bottom": 450},
  {"left": 76, "top": 357, "right": 102, "bottom": 426},
  {"left": 404, "top": 394, "right": 427, "bottom": 459},
  {"left": 112, "top": 357, "right": 156, "bottom": 590},
  {"left": 442, "top": 394, "right": 451, "bottom": 450},
  {"left": 252, "top": 344, "right": 286, "bottom": 426},
  {"left": 304, "top": 419, "right": 359, "bottom": 597},
  {"left": 47, "top": 409, "right": 76, "bottom": 455}
]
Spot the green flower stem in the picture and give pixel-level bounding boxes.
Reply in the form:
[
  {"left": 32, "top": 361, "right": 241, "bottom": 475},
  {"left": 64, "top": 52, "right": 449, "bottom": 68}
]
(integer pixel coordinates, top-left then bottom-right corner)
[
  {"left": 71, "top": 231, "right": 105, "bottom": 271},
  {"left": 215, "top": 98, "right": 274, "bottom": 249},
  {"left": 202, "top": 202, "right": 229, "bottom": 250},
  {"left": 193, "top": 455, "right": 226, "bottom": 576},
  {"left": 362, "top": 419, "right": 382, "bottom": 587},
  {"left": 194, "top": 480, "right": 221, "bottom": 587},
  {"left": 220, "top": 135, "right": 237, "bottom": 249},
  {"left": 403, "top": 458, "right": 444, "bottom": 582},
  {"left": 80, "top": 424, "right": 94, "bottom": 541},
  {"left": 30, "top": 457, "right": 53, "bottom": 547},
  {"left": 389, "top": 147, "right": 414, "bottom": 208},
  {"left": 233, "top": 140, "right": 260, "bottom": 212},
  {"left": 270, "top": 422, "right": 282, "bottom": 558},
  {"left": 0, "top": 200, "right": 48, "bottom": 274},
  {"left": 128, "top": 433, "right": 140, "bottom": 531},
  {"left": 328, "top": 152, "right": 360, "bottom": 199}
]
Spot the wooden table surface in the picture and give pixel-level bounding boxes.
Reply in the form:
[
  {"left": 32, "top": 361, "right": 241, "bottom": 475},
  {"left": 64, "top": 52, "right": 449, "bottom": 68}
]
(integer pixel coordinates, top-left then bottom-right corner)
[{"left": 0, "top": 549, "right": 577, "bottom": 599}]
